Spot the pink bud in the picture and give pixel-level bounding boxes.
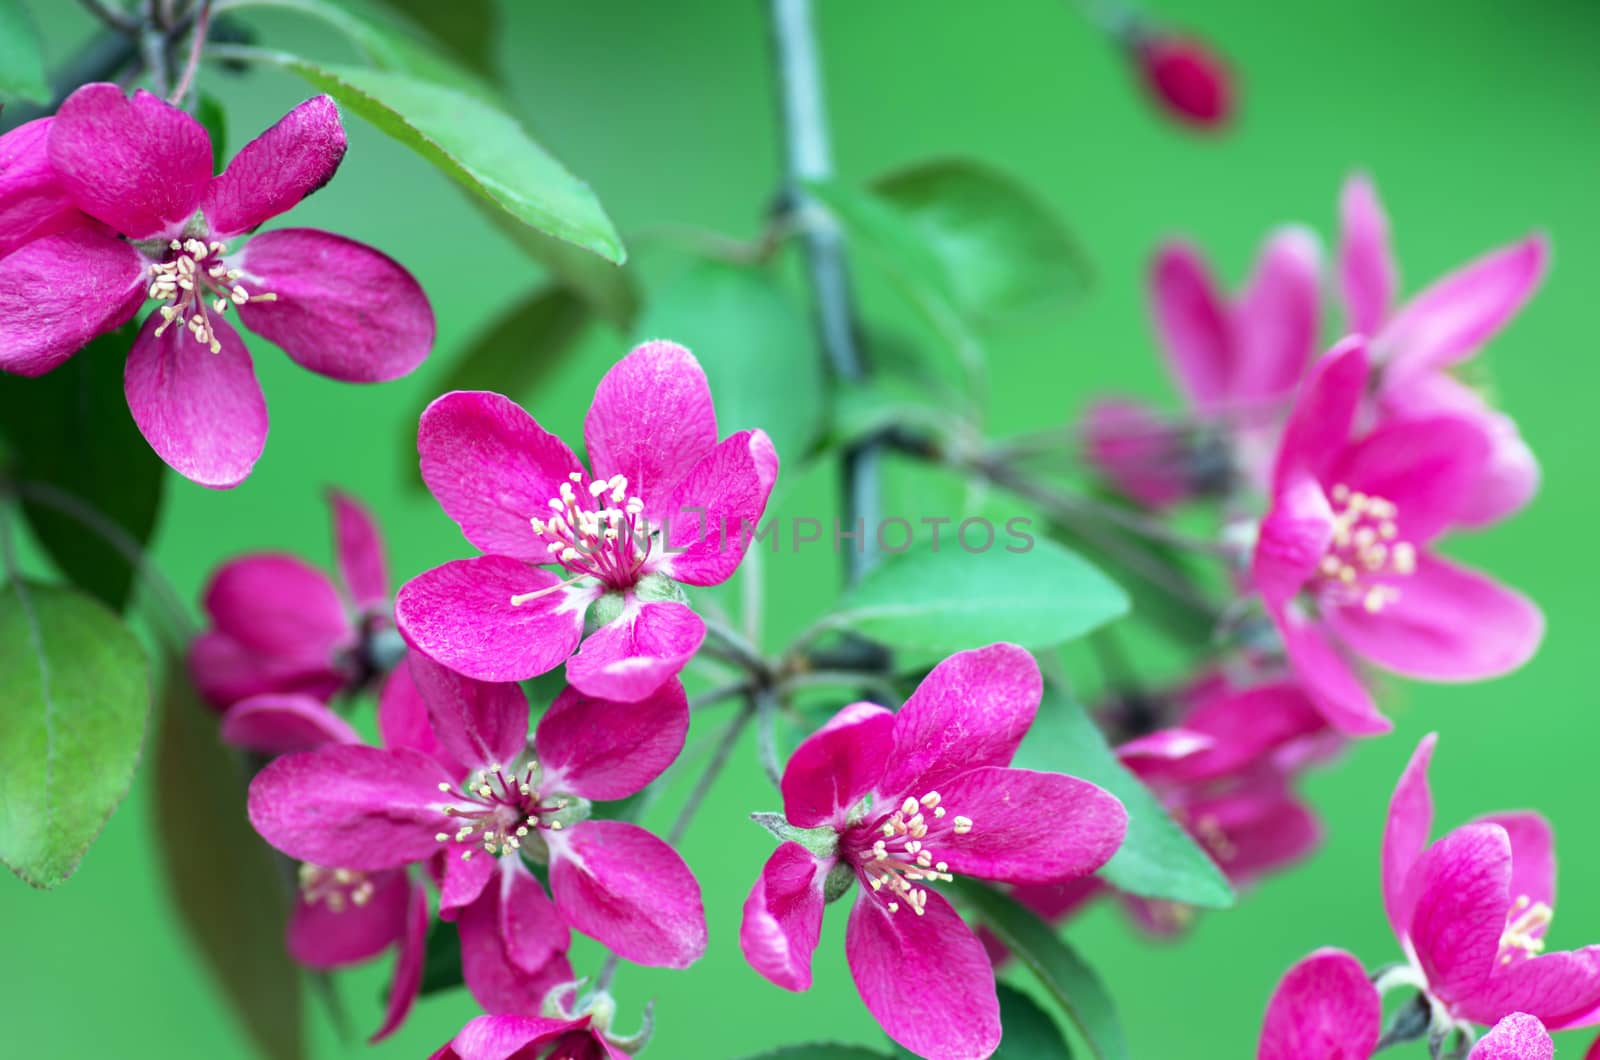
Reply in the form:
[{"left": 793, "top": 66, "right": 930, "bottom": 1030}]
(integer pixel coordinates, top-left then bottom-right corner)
[{"left": 1134, "top": 34, "right": 1233, "bottom": 129}]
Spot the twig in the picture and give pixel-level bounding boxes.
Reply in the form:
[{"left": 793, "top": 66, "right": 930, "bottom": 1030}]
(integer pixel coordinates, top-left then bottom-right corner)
[
  {"left": 77, "top": 0, "right": 142, "bottom": 33},
  {"left": 701, "top": 618, "right": 770, "bottom": 678},
  {"left": 774, "top": 669, "right": 901, "bottom": 708},
  {"left": 752, "top": 686, "right": 782, "bottom": 788},
  {"left": 666, "top": 700, "right": 755, "bottom": 847},
  {"left": 168, "top": 0, "right": 212, "bottom": 103},
  {"left": 688, "top": 681, "right": 752, "bottom": 712}
]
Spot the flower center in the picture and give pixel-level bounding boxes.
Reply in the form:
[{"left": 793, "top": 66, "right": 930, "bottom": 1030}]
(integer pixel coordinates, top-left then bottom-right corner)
[
  {"left": 511, "top": 472, "right": 653, "bottom": 602},
  {"left": 297, "top": 864, "right": 376, "bottom": 912},
  {"left": 1314, "top": 483, "right": 1417, "bottom": 613},
  {"left": 1498, "top": 894, "right": 1553, "bottom": 965},
  {"left": 146, "top": 237, "right": 276, "bottom": 353},
  {"left": 433, "top": 760, "right": 584, "bottom": 861},
  {"left": 850, "top": 791, "right": 972, "bottom": 917}
]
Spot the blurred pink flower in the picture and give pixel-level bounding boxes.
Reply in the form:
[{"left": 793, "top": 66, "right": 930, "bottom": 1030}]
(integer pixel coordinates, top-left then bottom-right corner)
[
  {"left": 431, "top": 1013, "right": 626, "bottom": 1060},
  {"left": 1257, "top": 948, "right": 1381, "bottom": 1060},
  {"left": 1131, "top": 33, "right": 1234, "bottom": 129}
]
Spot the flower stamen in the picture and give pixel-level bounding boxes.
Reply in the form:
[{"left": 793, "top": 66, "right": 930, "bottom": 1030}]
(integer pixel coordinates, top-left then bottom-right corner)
[{"left": 147, "top": 238, "right": 277, "bottom": 354}]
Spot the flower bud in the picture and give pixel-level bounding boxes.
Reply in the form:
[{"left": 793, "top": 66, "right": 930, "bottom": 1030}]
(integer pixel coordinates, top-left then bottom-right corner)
[{"left": 1132, "top": 33, "right": 1233, "bottom": 129}]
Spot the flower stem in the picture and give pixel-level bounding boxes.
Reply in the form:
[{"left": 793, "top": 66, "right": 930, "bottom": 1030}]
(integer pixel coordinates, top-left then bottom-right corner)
[
  {"left": 167, "top": 0, "right": 213, "bottom": 104},
  {"left": 77, "top": 0, "right": 142, "bottom": 33},
  {"left": 753, "top": 686, "right": 783, "bottom": 788}
]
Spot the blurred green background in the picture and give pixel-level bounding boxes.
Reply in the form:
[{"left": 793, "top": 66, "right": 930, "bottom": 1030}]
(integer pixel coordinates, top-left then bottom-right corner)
[{"left": 5, "top": 0, "right": 1598, "bottom": 1056}]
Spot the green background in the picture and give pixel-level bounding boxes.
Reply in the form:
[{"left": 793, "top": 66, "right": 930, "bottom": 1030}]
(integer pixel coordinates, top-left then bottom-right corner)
[{"left": 5, "top": 0, "right": 1598, "bottom": 1056}]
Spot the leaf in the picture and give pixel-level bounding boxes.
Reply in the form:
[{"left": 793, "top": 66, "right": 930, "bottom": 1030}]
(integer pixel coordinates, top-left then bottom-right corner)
[
  {"left": 0, "top": 0, "right": 49, "bottom": 104},
  {"left": 369, "top": 0, "right": 500, "bottom": 81},
  {"left": 224, "top": 46, "right": 625, "bottom": 263},
  {"left": 888, "top": 983, "right": 1073, "bottom": 1059},
  {"left": 483, "top": 198, "right": 640, "bottom": 327},
  {"left": 1012, "top": 686, "right": 1234, "bottom": 909},
  {"left": 825, "top": 375, "right": 960, "bottom": 453},
  {"left": 196, "top": 93, "right": 229, "bottom": 171},
  {"left": 819, "top": 540, "right": 1128, "bottom": 658},
  {"left": 417, "top": 917, "right": 464, "bottom": 995},
  {"left": 0, "top": 581, "right": 149, "bottom": 887},
  {"left": 955, "top": 879, "right": 1127, "bottom": 1060},
  {"left": 638, "top": 260, "right": 824, "bottom": 468},
  {"left": 873, "top": 159, "right": 1090, "bottom": 322},
  {"left": 151, "top": 659, "right": 305, "bottom": 1059},
  {"left": 739, "top": 1047, "right": 893, "bottom": 1060},
  {"left": 0, "top": 327, "right": 164, "bottom": 612}
]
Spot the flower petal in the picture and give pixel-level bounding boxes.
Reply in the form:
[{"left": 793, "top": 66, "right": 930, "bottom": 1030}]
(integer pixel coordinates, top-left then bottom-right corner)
[
  {"left": 1469, "top": 949, "right": 1600, "bottom": 1031},
  {"left": 458, "top": 892, "right": 576, "bottom": 1019},
  {"left": 1191, "top": 780, "right": 1321, "bottom": 883},
  {"left": 548, "top": 819, "right": 706, "bottom": 968},
  {"left": 1328, "top": 415, "right": 1490, "bottom": 543},
  {"left": 934, "top": 767, "right": 1126, "bottom": 884},
  {"left": 1467, "top": 1014, "right": 1553, "bottom": 1060},
  {"left": 287, "top": 866, "right": 410, "bottom": 969},
  {"left": 375, "top": 655, "right": 464, "bottom": 775},
  {"left": 1149, "top": 241, "right": 1233, "bottom": 412},
  {"left": 1384, "top": 733, "right": 1438, "bottom": 946},
  {"left": 584, "top": 340, "right": 718, "bottom": 513},
  {"left": 1122, "top": 680, "right": 1326, "bottom": 785},
  {"left": 416, "top": 390, "right": 585, "bottom": 561},
  {"left": 1407, "top": 823, "right": 1512, "bottom": 1006},
  {"left": 1273, "top": 604, "right": 1390, "bottom": 735},
  {"left": 404, "top": 652, "right": 529, "bottom": 773},
  {"left": 1270, "top": 337, "right": 1367, "bottom": 493},
  {"left": 879, "top": 644, "right": 1042, "bottom": 800},
  {"left": 535, "top": 679, "right": 689, "bottom": 801},
  {"left": 234, "top": 228, "right": 433, "bottom": 382},
  {"left": 1326, "top": 555, "right": 1543, "bottom": 682},
  {"left": 202, "top": 552, "right": 349, "bottom": 658},
  {"left": 49, "top": 84, "right": 211, "bottom": 239},
  {"left": 439, "top": 844, "right": 496, "bottom": 915},
  {"left": 329, "top": 489, "right": 388, "bottom": 611},
  {"left": 845, "top": 886, "right": 999, "bottom": 1060},
  {"left": 1338, "top": 173, "right": 1398, "bottom": 338},
  {"left": 395, "top": 556, "right": 591, "bottom": 683},
  {"left": 657, "top": 429, "right": 779, "bottom": 587},
  {"left": 1234, "top": 225, "right": 1322, "bottom": 403},
  {"left": 220, "top": 693, "right": 361, "bottom": 754},
  {"left": 203, "top": 96, "right": 346, "bottom": 238},
  {"left": 1251, "top": 470, "right": 1334, "bottom": 607},
  {"left": 739, "top": 842, "right": 829, "bottom": 992},
  {"left": 0, "top": 118, "right": 85, "bottom": 259},
  {"left": 1256, "top": 948, "right": 1381, "bottom": 1060},
  {"left": 0, "top": 226, "right": 145, "bottom": 377},
  {"left": 433, "top": 1015, "right": 588, "bottom": 1060},
  {"left": 565, "top": 598, "right": 705, "bottom": 703},
  {"left": 1080, "top": 398, "right": 1194, "bottom": 510},
  {"left": 781, "top": 702, "right": 896, "bottom": 829},
  {"left": 1472, "top": 812, "right": 1555, "bottom": 921},
  {"left": 371, "top": 878, "right": 429, "bottom": 1043},
  {"left": 187, "top": 630, "right": 345, "bottom": 708},
  {"left": 498, "top": 860, "right": 569, "bottom": 974}
]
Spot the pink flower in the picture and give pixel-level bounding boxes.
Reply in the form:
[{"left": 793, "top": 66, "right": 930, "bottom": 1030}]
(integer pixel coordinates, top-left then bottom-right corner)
[
  {"left": 189, "top": 491, "right": 401, "bottom": 710},
  {"left": 395, "top": 340, "right": 778, "bottom": 702},
  {"left": 432, "top": 1013, "right": 624, "bottom": 1060},
  {"left": 0, "top": 84, "right": 434, "bottom": 487},
  {"left": 1131, "top": 33, "right": 1234, "bottom": 129},
  {"left": 1249, "top": 338, "right": 1543, "bottom": 733},
  {"left": 1338, "top": 174, "right": 1545, "bottom": 526},
  {"left": 739, "top": 644, "right": 1128, "bottom": 1060}
]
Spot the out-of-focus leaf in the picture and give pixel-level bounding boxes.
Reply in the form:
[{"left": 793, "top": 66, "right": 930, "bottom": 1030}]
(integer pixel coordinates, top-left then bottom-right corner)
[
  {"left": 223, "top": 46, "right": 624, "bottom": 263},
  {"left": 818, "top": 540, "right": 1128, "bottom": 661},
  {"left": 0, "top": 580, "right": 149, "bottom": 887},
  {"left": 740, "top": 1047, "right": 893, "bottom": 1060},
  {"left": 1013, "top": 686, "right": 1234, "bottom": 909},
  {"left": 825, "top": 376, "right": 960, "bottom": 453},
  {"left": 955, "top": 879, "right": 1127, "bottom": 1060},
  {"left": 417, "top": 917, "right": 463, "bottom": 995},
  {"left": 0, "top": 0, "right": 49, "bottom": 104},
  {"left": 638, "top": 259, "right": 824, "bottom": 468},
  {"left": 369, "top": 0, "right": 499, "bottom": 81},
  {"left": 873, "top": 159, "right": 1090, "bottom": 322},
  {"left": 482, "top": 198, "right": 640, "bottom": 327},
  {"left": 152, "top": 660, "right": 304, "bottom": 1059},
  {"left": 196, "top": 93, "right": 228, "bottom": 170},
  {"left": 0, "top": 326, "right": 164, "bottom": 611},
  {"left": 888, "top": 983, "right": 1073, "bottom": 1059}
]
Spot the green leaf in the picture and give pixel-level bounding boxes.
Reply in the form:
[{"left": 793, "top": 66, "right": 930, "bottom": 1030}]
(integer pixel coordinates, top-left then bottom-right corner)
[
  {"left": 638, "top": 259, "right": 824, "bottom": 468},
  {"left": 418, "top": 917, "right": 464, "bottom": 995},
  {"left": 0, "top": 580, "right": 149, "bottom": 887},
  {"left": 224, "top": 46, "right": 625, "bottom": 263},
  {"left": 0, "top": 0, "right": 49, "bottom": 104},
  {"left": 739, "top": 1047, "right": 893, "bottom": 1060},
  {"left": 483, "top": 198, "right": 640, "bottom": 327},
  {"left": 818, "top": 540, "right": 1128, "bottom": 658},
  {"left": 955, "top": 879, "right": 1127, "bottom": 1060},
  {"left": 888, "top": 983, "right": 1073, "bottom": 1059},
  {"left": 196, "top": 93, "right": 229, "bottom": 171},
  {"left": 825, "top": 375, "right": 961, "bottom": 453},
  {"left": 151, "top": 660, "right": 305, "bottom": 1059},
  {"left": 873, "top": 159, "right": 1090, "bottom": 322},
  {"left": 0, "top": 329, "right": 164, "bottom": 613},
  {"left": 369, "top": 0, "right": 500, "bottom": 80},
  {"left": 1013, "top": 686, "right": 1234, "bottom": 909}
]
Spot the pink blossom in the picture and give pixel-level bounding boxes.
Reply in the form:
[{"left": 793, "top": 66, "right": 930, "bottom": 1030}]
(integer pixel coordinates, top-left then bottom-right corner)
[
  {"left": 431, "top": 1014, "right": 624, "bottom": 1060},
  {"left": 1131, "top": 33, "right": 1234, "bottom": 129},
  {"left": 739, "top": 644, "right": 1127, "bottom": 1060},
  {"left": 0, "top": 85, "right": 434, "bottom": 487},
  {"left": 1249, "top": 338, "right": 1542, "bottom": 733},
  {"left": 395, "top": 340, "right": 778, "bottom": 702}
]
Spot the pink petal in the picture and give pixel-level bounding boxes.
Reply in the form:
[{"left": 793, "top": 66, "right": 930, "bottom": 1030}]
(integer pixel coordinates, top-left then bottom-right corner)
[
  {"left": 1123, "top": 680, "right": 1326, "bottom": 784},
  {"left": 548, "top": 819, "right": 706, "bottom": 968},
  {"left": 220, "top": 693, "right": 361, "bottom": 754},
  {"left": 404, "top": 652, "right": 529, "bottom": 772},
  {"left": 376, "top": 655, "right": 465, "bottom": 775},
  {"left": 1465, "top": 949, "right": 1600, "bottom": 1031},
  {"left": 202, "top": 551, "right": 349, "bottom": 658},
  {"left": 934, "top": 767, "right": 1125, "bottom": 884},
  {"left": 1116, "top": 727, "right": 1215, "bottom": 767},
  {"left": 1270, "top": 337, "right": 1368, "bottom": 493},
  {"left": 439, "top": 844, "right": 496, "bottom": 915},
  {"left": 657, "top": 429, "right": 779, "bottom": 587},
  {"left": 1273, "top": 604, "right": 1390, "bottom": 735},
  {"left": 329, "top": 489, "right": 388, "bottom": 610},
  {"left": 1149, "top": 241, "right": 1233, "bottom": 412},
  {"left": 1473, "top": 812, "right": 1555, "bottom": 922},
  {"left": 434, "top": 1015, "right": 588, "bottom": 1060},
  {"left": 234, "top": 228, "right": 433, "bottom": 382},
  {"left": 371, "top": 878, "right": 429, "bottom": 1043},
  {"left": 878, "top": 644, "right": 1042, "bottom": 800},
  {"left": 0, "top": 226, "right": 145, "bottom": 377},
  {"left": 845, "top": 886, "right": 999, "bottom": 1060},
  {"left": 458, "top": 895, "right": 576, "bottom": 1018},
  {"left": 740, "top": 842, "right": 829, "bottom": 992},
  {"left": 1407, "top": 823, "right": 1512, "bottom": 1007},
  {"left": 1383, "top": 733, "right": 1437, "bottom": 945},
  {"left": 535, "top": 679, "right": 689, "bottom": 801},
  {"left": 1468, "top": 1014, "right": 1553, "bottom": 1060},
  {"left": 203, "top": 96, "right": 346, "bottom": 238},
  {"left": 1193, "top": 781, "right": 1321, "bottom": 882},
  {"left": 1079, "top": 398, "right": 1194, "bottom": 510},
  {"left": 0, "top": 118, "right": 85, "bottom": 259},
  {"left": 49, "top": 84, "right": 211, "bottom": 239},
  {"left": 1338, "top": 174, "right": 1398, "bottom": 338},
  {"left": 416, "top": 390, "right": 584, "bottom": 561},
  {"left": 565, "top": 599, "right": 705, "bottom": 703},
  {"left": 287, "top": 866, "right": 410, "bottom": 969},
  {"left": 781, "top": 702, "right": 895, "bottom": 829},
  {"left": 395, "top": 556, "right": 591, "bottom": 683},
  {"left": 1256, "top": 948, "right": 1381, "bottom": 1060},
  {"left": 1251, "top": 470, "right": 1334, "bottom": 607},
  {"left": 1328, "top": 416, "right": 1490, "bottom": 543},
  {"left": 1381, "top": 236, "right": 1548, "bottom": 382},
  {"left": 1326, "top": 555, "right": 1543, "bottom": 682},
  {"left": 584, "top": 340, "right": 718, "bottom": 513},
  {"left": 1234, "top": 226, "right": 1322, "bottom": 403},
  {"left": 187, "top": 629, "right": 345, "bottom": 708},
  {"left": 247, "top": 745, "right": 457, "bottom": 871},
  {"left": 498, "top": 860, "right": 569, "bottom": 973}
]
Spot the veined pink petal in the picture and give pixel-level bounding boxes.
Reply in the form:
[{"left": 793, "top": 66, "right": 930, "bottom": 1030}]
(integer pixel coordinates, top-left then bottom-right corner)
[
  {"left": 1473, "top": 812, "right": 1555, "bottom": 925},
  {"left": 565, "top": 599, "right": 705, "bottom": 703},
  {"left": 438, "top": 843, "right": 496, "bottom": 915},
  {"left": 1270, "top": 337, "right": 1368, "bottom": 493},
  {"left": 1338, "top": 174, "right": 1398, "bottom": 338},
  {"left": 1149, "top": 241, "right": 1233, "bottom": 412},
  {"left": 1329, "top": 416, "right": 1490, "bottom": 543},
  {"left": 49, "top": 84, "right": 211, "bottom": 239},
  {"left": 202, "top": 551, "right": 349, "bottom": 658},
  {"left": 1383, "top": 734, "right": 1437, "bottom": 945},
  {"left": 740, "top": 842, "right": 829, "bottom": 991},
  {"left": 376, "top": 660, "right": 465, "bottom": 776},
  {"left": 1407, "top": 823, "right": 1513, "bottom": 1007},
  {"left": 287, "top": 866, "right": 410, "bottom": 969},
  {"left": 845, "top": 886, "right": 999, "bottom": 1060},
  {"left": 1079, "top": 398, "right": 1194, "bottom": 510},
  {"left": 220, "top": 693, "right": 361, "bottom": 754},
  {"left": 1256, "top": 948, "right": 1381, "bottom": 1060},
  {"left": 781, "top": 702, "right": 895, "bottom": 829},
  {"left": 878, "top": 644, "right": 1042, "bottom": 799},
  {"left": 434, "top": 1015, "right": 590, "bottom": 1060},
  {"left": 329, "top": 489, "right": 388, "bottom": 610},
  {"left": 204, "top": 96, "right": 346, "bottom": 238},
  {"left": 535, "top": 680, "right": 689, "bottom": 801},
  {"left": 497, "top": 859, "right": 569, "bottom": 974},
  {"left": 1252, "top": 470, "right": 1334, "bottom": 607},
  {"left": 0, "top": 118, "right": 85, "bottom": 259},
  {"left": 1464, "top": 949, "right": 1600, "bottom": 1032},
  {"left": 371, "top": 879, "right": 429, "bottom": 1043},
  {"left": 458, "top": 890, "right": 576, "bottom": 1018},
  {"left": 416, "top": 390, "right": 584, "bottom": 561},
  {"left": 404, "top": 652, "right": 529, "bottom": 773},
  {"left": 547, "top": 819, "right": 706, "bottom": 968},
  {"left": 395, "top": 556, "right": 592, "bottom": 683},
  {"left": 584, "top": 340, "right": 719, "bottom": 515},
  {"left": 933, "top": 767, "right": 1125, "bottom": 884},
  {"left": 125, "top": 311, "right": 268, "bottom": 488},
  {"left": 1326, "top": 555, "right": 1543, "bottom": 682},
  {"left": 1468, "top": 1014, "right": 1553, "bottom": 1060},
  {"left": 657, "top": 429, "right": 779, "bottom": 587},
  {"left": 0, "top": 226, "right": 145, "bottom": 377},
  {"left": 235, "top": 228, "right": 433, "bottom": 382},
  {"left": 1234, "top": 226, "right": 1322, "bottom": 403},
  {"left": 1273, "top": 604, "right": 1390, "bottom": 735},
  {"left": 1123, "top": 681, "right": 1325, "bottom": 785}
]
